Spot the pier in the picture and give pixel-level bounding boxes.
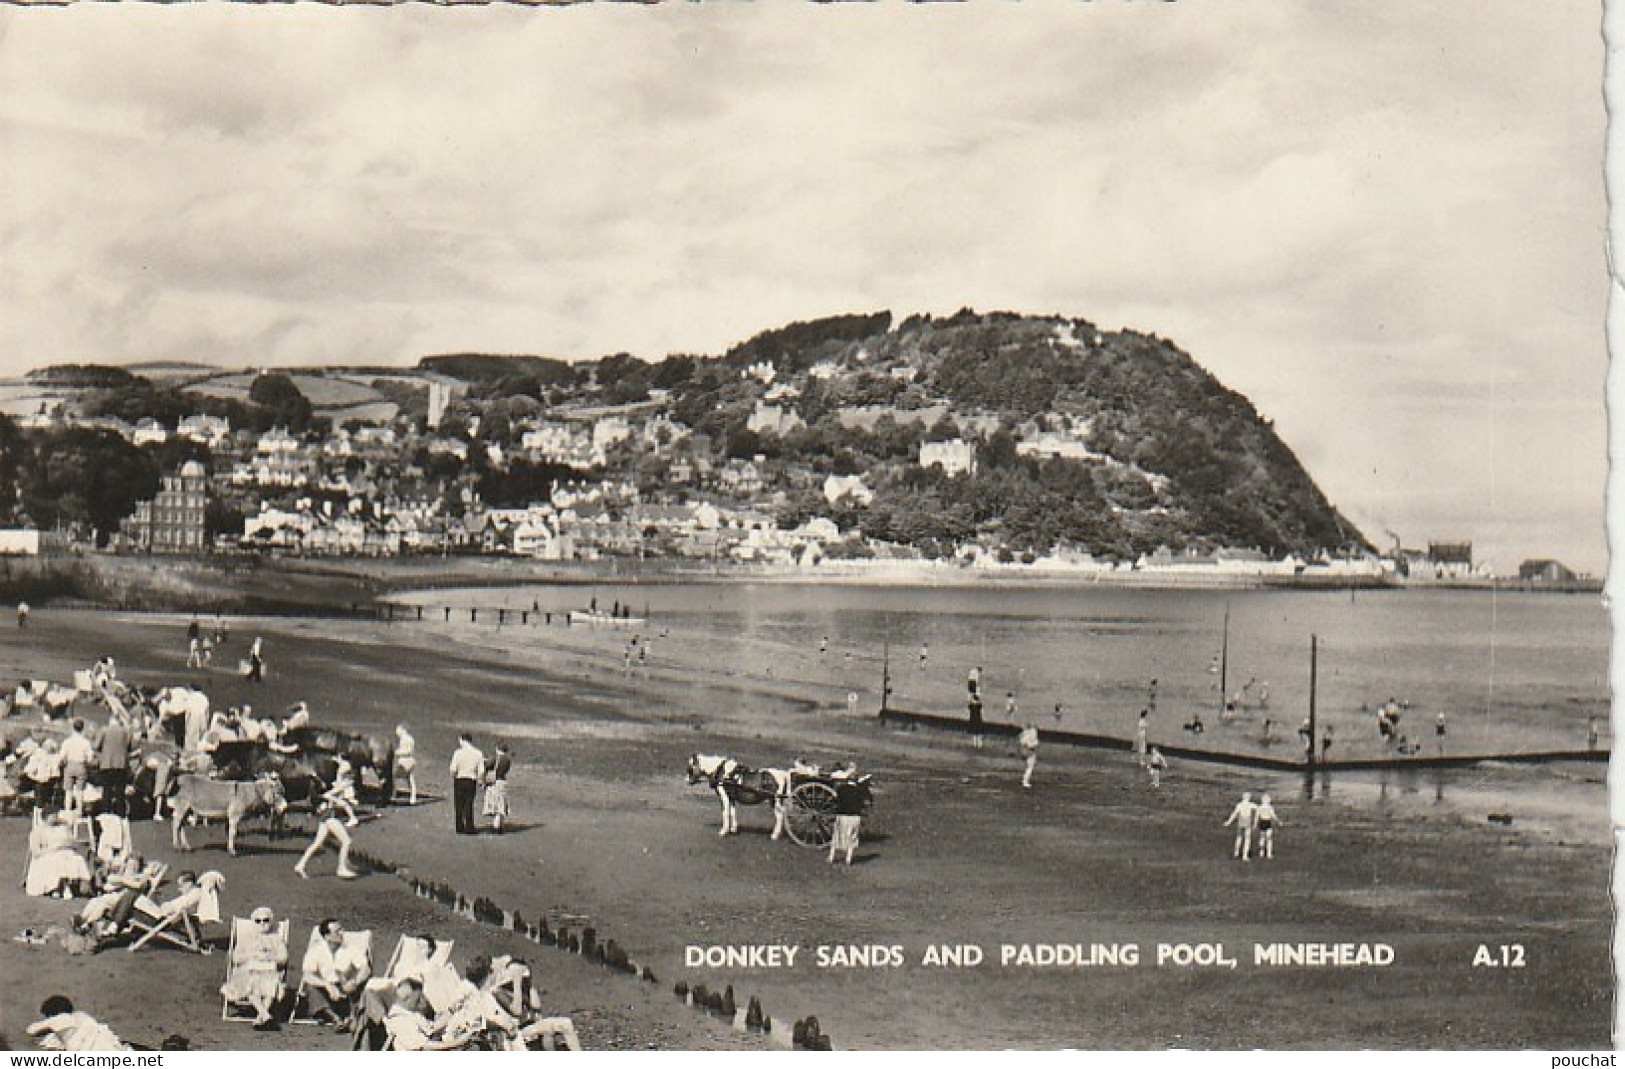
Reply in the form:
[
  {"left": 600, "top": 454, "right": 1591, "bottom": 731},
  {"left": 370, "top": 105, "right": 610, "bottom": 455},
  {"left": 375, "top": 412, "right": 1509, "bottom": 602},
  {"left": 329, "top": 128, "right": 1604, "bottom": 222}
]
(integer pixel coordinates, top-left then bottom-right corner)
[{"left": 875, "top": 705, "right": 1608, "bottom": 773}]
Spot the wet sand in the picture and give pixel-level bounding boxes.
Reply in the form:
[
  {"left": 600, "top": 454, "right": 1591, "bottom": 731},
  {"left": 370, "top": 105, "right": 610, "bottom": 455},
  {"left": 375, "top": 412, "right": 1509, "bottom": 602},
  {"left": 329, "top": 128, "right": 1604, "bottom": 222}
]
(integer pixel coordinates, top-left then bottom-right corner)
[{"left": 0, "top": 605, "right": 1611, "bottom": 1049}]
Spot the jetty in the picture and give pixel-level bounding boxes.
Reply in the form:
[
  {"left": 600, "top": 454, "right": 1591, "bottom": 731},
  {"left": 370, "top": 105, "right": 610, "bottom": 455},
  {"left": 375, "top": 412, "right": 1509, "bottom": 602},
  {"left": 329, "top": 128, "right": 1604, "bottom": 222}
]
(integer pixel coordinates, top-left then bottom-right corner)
[{"left": 875, "top": 706, "right": 1607, "bottom": 774}]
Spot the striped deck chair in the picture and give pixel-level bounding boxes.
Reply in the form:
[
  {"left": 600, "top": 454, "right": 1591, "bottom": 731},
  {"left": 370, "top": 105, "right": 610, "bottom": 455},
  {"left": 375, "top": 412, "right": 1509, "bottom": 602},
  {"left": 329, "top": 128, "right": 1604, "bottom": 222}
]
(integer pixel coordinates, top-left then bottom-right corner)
[
  {"left": 221, "top": 916, "right": 291, "bottom": 1021},
  {"left": 353, "top": 937, "right": 456, "bottom": 1050},
  {"left": 288, "top": 927, "right": 373, "bottom": 1024},
  {"left": 127, "top": 870, "right": 224, "bottom": 955},
  {"left": 382, "top": 935, "right": 455, "bottom": 982},
  {"left": 74, "top": 860, "right": 166, "bottom": 938}
]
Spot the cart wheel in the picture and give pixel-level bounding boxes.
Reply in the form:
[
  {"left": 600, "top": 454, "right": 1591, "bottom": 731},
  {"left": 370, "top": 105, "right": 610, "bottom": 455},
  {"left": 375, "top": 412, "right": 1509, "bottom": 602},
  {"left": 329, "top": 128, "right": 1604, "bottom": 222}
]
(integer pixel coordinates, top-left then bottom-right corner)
[{"left": 786, "top": 781, "right": 839, "bottom": 847}]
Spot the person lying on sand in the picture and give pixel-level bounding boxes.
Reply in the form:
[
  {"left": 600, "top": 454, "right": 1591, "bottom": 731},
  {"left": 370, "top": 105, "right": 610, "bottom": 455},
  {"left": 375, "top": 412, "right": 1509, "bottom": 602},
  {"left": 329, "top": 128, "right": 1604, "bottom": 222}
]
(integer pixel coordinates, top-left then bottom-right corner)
[{"left": 27, "top": 995, "right": 126, "bottom": 1052}]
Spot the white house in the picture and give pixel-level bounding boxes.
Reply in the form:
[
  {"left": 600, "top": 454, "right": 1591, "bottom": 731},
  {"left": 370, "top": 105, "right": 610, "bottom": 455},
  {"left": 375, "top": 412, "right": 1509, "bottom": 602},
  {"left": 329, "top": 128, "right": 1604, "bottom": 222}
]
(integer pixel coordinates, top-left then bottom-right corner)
[
  {"left": 1016, "top": 431, "right": 1098, "bottom": 462},
  {"left": 592, "top": 416, "right": 631, "bottom": 452},
  {"left": 179, "top": 414, "right": 231, "bottom": 446},
  {"left": 512, "top": 521, "right": 574, "bottom": 560},
  {"left": 0, "top": 529, "right": 41, "bottom": 556},
  {"left": 746, "top": 402, "right": 805, "bottom": 437},
  {"left": 822, "top": 474, "right": 873, "bottom": 506},
  {"left": 920, "top": 438, "right": 977, "bottom": 477},
  {"left": 131, "top": 419, "right": 169, "bottom": 447}
]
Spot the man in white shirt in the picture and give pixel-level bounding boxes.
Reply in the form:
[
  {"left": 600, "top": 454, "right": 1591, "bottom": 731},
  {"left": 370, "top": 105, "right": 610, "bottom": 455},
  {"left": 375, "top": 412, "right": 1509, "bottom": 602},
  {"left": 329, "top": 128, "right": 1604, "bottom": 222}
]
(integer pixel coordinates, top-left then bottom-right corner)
[
  {"left": 58, "top": 720, "right": 97, "bottom": 813},
  {"left": 1223, "top": 792, "right": 1259, "bottom": 862},
  {"left": 302, "top": 918, "right": 370, "bottom": 1025},
  {"left": 385, "top": 979, "right": 465, "bottom": 1050},
  {"left": 449, "top": 734, "right": 485, "bottom": 835}
]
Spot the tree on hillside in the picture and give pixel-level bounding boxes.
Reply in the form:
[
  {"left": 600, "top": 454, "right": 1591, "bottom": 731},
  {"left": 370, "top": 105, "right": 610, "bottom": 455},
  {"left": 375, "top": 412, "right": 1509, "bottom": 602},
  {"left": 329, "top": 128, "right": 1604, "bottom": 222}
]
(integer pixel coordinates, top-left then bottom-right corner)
[
  {"left": 0, "top": 413, "right": 27, "bottom": 524},
  {"left": 205, "top": 497, "right": 246, "bottom": 542},
  {"left": 476, "top": 459, "right": 585, "bottom": 508},
  {"left": 26, "top": 364, "right": 139, "bottom": 389},
  {"left": 143, "top": 437, "right": 211, "bottom": 474},
  {"left": 19, "top": 428, "right": 159, "bottom": 544},
  {"left": 83, "top": 380, "right": 198, "bottom": 428},
  {"left": 651, "top": 355, "right": 697, "bottom": 389},
  {"left": 724, "top": 311, "right": 892, "bottom": 372},
  {"left": 249, "top": 373, "right": 313, "bottom": 432}
]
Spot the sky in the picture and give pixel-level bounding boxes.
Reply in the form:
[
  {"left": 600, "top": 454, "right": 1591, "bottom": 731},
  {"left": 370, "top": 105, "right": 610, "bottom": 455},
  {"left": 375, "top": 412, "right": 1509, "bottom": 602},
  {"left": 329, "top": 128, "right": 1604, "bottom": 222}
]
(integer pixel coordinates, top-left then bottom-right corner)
[{"left": 0, "top": 3, "right": 1608, "bottom": 574}]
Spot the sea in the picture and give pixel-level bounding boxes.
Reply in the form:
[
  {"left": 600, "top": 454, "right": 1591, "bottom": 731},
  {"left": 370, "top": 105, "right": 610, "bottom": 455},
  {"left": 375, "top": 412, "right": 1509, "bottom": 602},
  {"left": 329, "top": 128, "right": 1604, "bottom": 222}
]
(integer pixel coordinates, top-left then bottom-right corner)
[{"left": 413, "top": 581, "right": 1613, "bottom": 839}]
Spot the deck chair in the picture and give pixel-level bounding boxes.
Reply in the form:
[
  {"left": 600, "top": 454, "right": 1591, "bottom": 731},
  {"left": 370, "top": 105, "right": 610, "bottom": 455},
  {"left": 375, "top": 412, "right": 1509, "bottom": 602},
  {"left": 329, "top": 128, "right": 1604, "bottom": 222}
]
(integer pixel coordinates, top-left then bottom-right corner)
[
  {"left": 127, "top": 870, "right": 224, "bottom": 955},
  {"left": 380, "top": 935, "right": 455, "bottom": 982},
  {"left": 288, "top": 927, "right": 374, "bottom": 1024},
  {"left": 353, "top": 937, "right": 457, "bottom": 1049},
  {"left": 74, "top": 861, "right": 166, "bottom": 933},
  {"left": 221, "top": 916, "right": 291, "bottom": 1021},
  {"left": 421, "top": 959, "right": 471, "bottom": 1018}
]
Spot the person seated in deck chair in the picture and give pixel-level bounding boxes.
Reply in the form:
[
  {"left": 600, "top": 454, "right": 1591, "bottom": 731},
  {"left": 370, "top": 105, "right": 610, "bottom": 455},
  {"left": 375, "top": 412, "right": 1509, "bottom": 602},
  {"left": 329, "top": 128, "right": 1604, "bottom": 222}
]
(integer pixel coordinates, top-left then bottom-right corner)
[
  {"left": 25, "top": 809, "right": 92, "bottom": 899},
  {"left": 450, "top": 955, "right": 520, "bottom": 1043},
  {"left": 480, "top": 955, "right": 582, "bottom": 1051},
  {"left": 93, "top": 869, "right": 222, "bottom": 953},
  {"left": 301, "top": 918, "right": 371, "bottom": 1026},
  {"left": 73, "top": 858, "right": 164, "bottom": 937},
  {"left": 224, "top": 906, "right": 288, "bottom": 1030},
  {"left": 384, "top": 978, "right": 471, "bottom": 1051}
]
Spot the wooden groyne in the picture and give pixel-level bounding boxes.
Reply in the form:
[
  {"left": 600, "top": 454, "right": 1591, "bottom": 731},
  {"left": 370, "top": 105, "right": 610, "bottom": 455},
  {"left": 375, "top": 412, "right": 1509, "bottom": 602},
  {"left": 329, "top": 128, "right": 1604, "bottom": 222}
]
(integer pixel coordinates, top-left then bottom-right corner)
[{"left": 876, "top": 706, "right": 1608, "bottom": 773}]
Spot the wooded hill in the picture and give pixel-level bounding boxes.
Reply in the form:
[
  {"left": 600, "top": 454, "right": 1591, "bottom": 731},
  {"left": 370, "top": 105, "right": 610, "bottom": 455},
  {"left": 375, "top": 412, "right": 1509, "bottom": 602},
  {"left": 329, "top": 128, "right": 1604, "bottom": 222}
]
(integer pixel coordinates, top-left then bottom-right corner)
[{"left": 421, "top": 309, "right": 1368, "bottom": 560}]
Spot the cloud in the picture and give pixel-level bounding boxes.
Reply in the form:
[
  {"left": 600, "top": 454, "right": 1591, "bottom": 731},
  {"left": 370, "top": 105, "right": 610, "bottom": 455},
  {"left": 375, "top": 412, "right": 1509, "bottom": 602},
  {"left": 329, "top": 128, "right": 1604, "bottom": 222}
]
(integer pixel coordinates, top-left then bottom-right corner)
[{"left": 0, "top": 1, "right": 1605, "bottom": 569}]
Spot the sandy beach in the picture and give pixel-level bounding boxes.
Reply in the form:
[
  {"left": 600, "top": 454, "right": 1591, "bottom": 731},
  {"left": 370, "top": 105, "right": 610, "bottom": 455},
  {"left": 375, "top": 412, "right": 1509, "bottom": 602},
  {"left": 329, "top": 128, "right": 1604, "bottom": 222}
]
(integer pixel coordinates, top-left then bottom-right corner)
[{"left": 0, "top": 602, "right": 1610, "bottom": 1049}]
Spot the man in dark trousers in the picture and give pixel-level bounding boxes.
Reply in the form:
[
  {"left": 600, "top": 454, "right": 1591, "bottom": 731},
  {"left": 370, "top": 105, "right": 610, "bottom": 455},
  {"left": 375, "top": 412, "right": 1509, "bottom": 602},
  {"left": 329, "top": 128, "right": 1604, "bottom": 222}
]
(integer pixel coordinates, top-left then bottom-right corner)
[
  {"left": 448, "top": 734, "right": 486, "bottom": 835},
  {"left": 247, "top": 637, "right": 266, "bottom": 682},
  {"left": 94, "top": 714, "right": 132, "bottom": 807},
  {"left": 966, "top": 667, "right": 984, "bottom": 749}
]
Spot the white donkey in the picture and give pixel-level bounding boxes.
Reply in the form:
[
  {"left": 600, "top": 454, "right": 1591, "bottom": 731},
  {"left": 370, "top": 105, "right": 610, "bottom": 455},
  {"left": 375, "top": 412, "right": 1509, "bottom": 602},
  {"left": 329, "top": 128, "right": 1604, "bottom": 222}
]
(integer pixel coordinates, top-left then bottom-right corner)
[{"left": 686, "top": 754, "right": 792, "bottom": 839}]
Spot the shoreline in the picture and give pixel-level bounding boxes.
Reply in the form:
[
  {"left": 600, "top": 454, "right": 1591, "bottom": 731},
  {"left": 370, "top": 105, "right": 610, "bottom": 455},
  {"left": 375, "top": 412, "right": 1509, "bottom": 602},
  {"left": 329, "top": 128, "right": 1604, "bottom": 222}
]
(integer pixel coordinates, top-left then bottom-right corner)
[{"left": 0, "top": 552, "right": 1604, "bottom": 619}]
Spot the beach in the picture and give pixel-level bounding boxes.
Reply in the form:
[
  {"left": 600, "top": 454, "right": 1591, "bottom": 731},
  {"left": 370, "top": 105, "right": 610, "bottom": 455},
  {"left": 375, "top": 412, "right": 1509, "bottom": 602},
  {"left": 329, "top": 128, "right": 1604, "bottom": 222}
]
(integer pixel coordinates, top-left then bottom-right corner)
[{"left": 0, "top": 597, "right": 1611, "bottom": 1049}]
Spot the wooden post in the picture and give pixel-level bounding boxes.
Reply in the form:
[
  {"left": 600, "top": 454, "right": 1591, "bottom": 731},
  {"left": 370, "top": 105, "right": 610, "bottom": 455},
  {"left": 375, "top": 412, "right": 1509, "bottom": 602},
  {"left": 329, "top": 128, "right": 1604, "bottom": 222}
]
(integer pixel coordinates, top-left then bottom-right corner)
[
  {"left": 881, "top": 641, "right": 892, "bottom": 714},
  {"left": 1218, "top": 603, "right": 1230, "bottom": 715},
  {"left": 1307, "top": 633, "right": 1318, "bottom": 768}
]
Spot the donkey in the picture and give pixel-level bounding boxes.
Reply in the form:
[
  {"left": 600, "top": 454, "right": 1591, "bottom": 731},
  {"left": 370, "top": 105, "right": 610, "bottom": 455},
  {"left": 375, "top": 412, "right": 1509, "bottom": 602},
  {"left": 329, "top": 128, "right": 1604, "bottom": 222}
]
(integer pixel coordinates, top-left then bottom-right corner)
[{"left": 686, "top": 754, "right": 792, "bottom": 839}]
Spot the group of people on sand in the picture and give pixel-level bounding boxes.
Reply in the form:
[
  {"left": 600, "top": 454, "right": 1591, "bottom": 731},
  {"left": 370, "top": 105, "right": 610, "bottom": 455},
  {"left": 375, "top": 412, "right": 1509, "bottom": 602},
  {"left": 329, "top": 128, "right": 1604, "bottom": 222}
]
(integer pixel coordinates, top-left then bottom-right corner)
[
  {"left": 183, "top": 615, "right": 233, "bottom": 670},
  {"left": 1222, "top": 791, "right": 1282, "bottom": 861},
  {"left": 1131, "top": 707, "right": 1170, "bottom": 787},
  {"left": 219, "top": 906, "right": 583, "bottom": 1050},
  {"left": 31, "top": 886, "right": 586, "bottom": 1051},
  {"left": 964, "top": 668, "right": 1184, "bottom": 792},
  {"left": 6, "top": 624, "right": 598, "bottom": 1054},
  {"left": 449, "top": 733, "right": 514, "bottom": 835},
  {"left": 962, "top": 667, "right": 1046, "bottom": 788}
]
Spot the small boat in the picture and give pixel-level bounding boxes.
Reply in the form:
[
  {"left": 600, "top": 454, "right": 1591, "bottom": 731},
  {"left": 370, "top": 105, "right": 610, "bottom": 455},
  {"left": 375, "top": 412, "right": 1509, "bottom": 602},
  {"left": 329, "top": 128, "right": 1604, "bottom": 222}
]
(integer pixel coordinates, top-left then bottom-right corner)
[{"left": 568, "top": 610, "right": 647, "bottom": 629}]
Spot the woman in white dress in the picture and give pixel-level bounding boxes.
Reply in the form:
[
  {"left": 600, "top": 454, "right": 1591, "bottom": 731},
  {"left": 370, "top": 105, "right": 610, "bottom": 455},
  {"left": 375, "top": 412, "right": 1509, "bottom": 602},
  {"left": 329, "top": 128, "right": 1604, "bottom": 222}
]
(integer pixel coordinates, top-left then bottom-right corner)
[{"left": 25, "top": 809, "right": 92, "bottom": 898}]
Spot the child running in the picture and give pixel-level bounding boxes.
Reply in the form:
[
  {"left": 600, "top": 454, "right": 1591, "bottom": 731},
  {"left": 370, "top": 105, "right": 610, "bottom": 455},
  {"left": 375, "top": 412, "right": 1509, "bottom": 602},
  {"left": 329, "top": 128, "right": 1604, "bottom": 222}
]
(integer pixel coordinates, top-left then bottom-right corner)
[{"left": 295, "top": 781, "right": 358, "bottom": 880}]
